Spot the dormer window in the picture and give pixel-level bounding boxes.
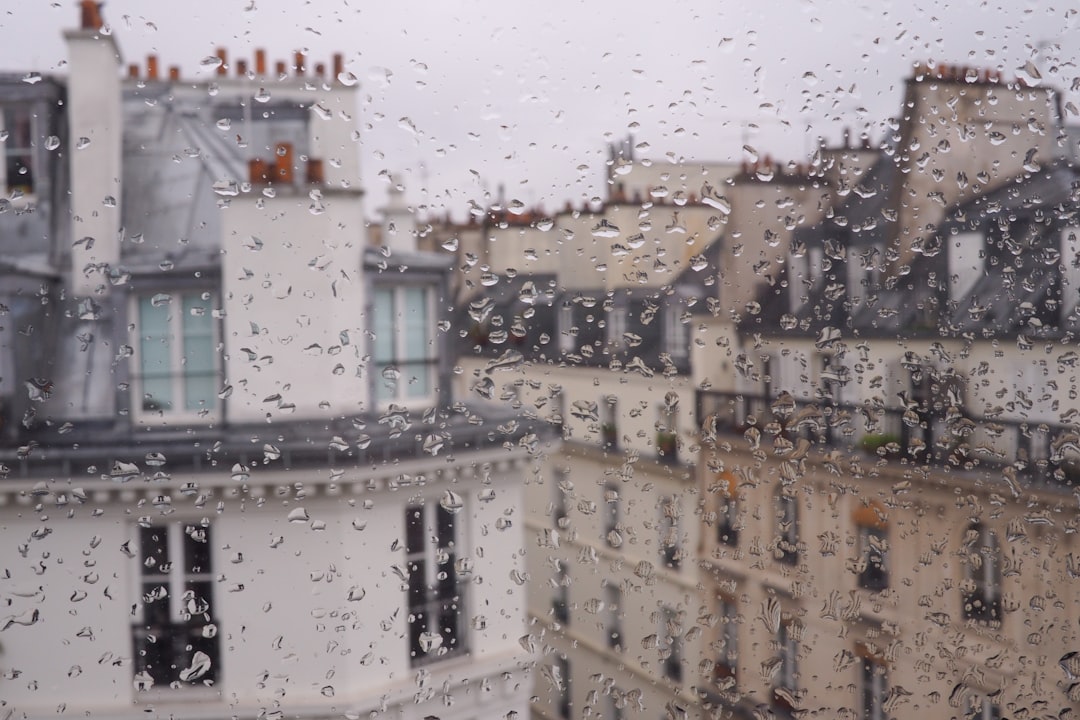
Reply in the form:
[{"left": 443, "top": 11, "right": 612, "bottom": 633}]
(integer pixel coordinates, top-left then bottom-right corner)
[
  {"left": 2, "top": 105, "right": 36, "bottom": 194},
  {"left": 133, "top": 292, "right": 219, "bottom": 422},
  {"left": 664, "top": 303, "right": 688, "bottom": 360},
  {"left": 373, "top": 285, "right": 436, "bottom": 405}
]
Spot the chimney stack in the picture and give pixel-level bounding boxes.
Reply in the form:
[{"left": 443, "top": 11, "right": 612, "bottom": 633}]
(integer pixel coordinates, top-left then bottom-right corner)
[
  {"left": 306, "top": 159, "right": 324, "bottom": 185},
  {"left": 216, "top": 48, "right": 227, "bottom": 76},
  {"left": 169, "top": 65, "right": 180, "bottom": 81},
  {"left": 275, "top": 60, "right": 286, "bottom": 77},
  {"left": 80, "top": 0, "right": 103, "bottom": 31},
  {"left": 255, "top": 49, "right": 267, "bottom": 76},
  {"left": 127, "top": 63, "right": 138, "bottom": 79},
  {"left": 65, "top": 1, "right": 123, "bottom": 297},
  {"left": 236, "top": 59, "right": 248, "bottom": 77},
  {"left": 294, "top": 51, "right": 305, "bottom": 76},
  {"left": 146, "top": 54, "right": 159, "bottom": 81},
  {"left": 332, "top": 53, "right": 344, "bottom": 79}
]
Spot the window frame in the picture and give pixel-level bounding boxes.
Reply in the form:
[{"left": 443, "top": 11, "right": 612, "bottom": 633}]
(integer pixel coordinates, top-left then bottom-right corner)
[
  {"left": 604, "top": 582, "right": 623, "bottom": 652},
  {"left": 714, "top": 594, "right": 738, "bottom": 685},
  {"left": 658, "top": 495, "right": 681, "bottom": 570},
  {"left": 372, "top": 283, "right": 438, "bottom": 409},
  {"left": 603, "top": 481, "right": 620, "bottom": 548},
  {"left": 859, "top": 654, "right": 888, "bottom": 720},
  {"left": 405, "top": 500, "right": 468, "bottom": 666},
  {"left": 659, "top": 605, "right": 683, "bottom": 683},
  {"left": 131, "top": 520, "right": 219, "bottom": 693},
  {"left": 856, "top": 522, "right": 889, "bottom": 592},
  {"left": 961, "top": 522, "right": 1002, "bottom": 625},
  {"left": 130, "top": 290, "right": 221, "bottom": 426},
  {"left": 775, "top": 490, "right": 800, "bottom": 566},
  {"left": 1, "top": 104, "right": 37, "bottom": 195}
]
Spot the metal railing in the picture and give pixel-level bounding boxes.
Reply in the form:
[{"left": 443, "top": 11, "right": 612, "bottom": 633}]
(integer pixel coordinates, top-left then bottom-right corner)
[{"left": 696, "top": 390, "right": 1080, "bottom": 490}]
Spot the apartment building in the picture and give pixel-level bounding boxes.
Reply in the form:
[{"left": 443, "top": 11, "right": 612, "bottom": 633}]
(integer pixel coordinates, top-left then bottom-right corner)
[
  {"left": 0, "top": 5, "right": 536, "bottom": 720},
  {"left": 449, "top": 62, "right": 1079, "bottom": 720}
]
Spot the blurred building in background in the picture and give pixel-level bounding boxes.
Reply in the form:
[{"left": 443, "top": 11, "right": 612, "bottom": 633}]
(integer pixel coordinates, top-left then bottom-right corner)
[{"left": 450, "top": 63, "right": 1080, "bottom": 719}]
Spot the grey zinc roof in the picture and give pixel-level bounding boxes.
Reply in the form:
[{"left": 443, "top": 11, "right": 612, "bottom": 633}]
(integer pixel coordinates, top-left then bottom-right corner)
[{"left": 120, "top": 88, "right": 246, "bottom": 270}]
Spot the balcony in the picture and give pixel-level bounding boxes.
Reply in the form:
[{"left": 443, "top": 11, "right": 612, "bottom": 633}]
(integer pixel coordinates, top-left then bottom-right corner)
[{"left": 695, "top": 390, "right": 1080, "bottom": 491}]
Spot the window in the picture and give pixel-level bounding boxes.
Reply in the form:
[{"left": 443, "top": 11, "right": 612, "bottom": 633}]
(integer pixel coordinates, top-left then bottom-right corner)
[
  {"left": 2, "top": 105, "right": 35, "bottom": 194},
  {"left": 660, "top": 606, "right": 682, "bottom": 683},
  {"left": 553, "top": 563, "right": 570, "bottom": 625},
  {"left": 602, "top": 685, "right": 624, "bottom": 720},
  {"left": 373, "top": 285, "right": 435, "bottom": 404},
  {"left": 556, "top": 656, "right": 571, "bottom": 720},
  {"left": 601, "top": 395, "right": 618, "bottom": 449},
  {"left": 558, "top": 301, "right": 574, "bottom": 354},
  {"left": 656, "top": 401, "right": 678, "bottom": 464},
  {"left": 962, "top": 523, "right": 1002, "bottom": 624},
  {"left": 603, "top": 482, "right": 620, "bottom": 548},
  {"left": 964, "top": 692, "right": 1001, "bottom": 720},
  {"left": 775, "top": 490, "right": 800, "bottom": 565},
  {"left": 405, "top": 502, "right": 465, "bottom": 665},
  {"left": 604, "top": 582, "right": 623, "bottom": 651},
  {"left": 773, "top": 618, "right": 798, "bottom": 710},
  {"left": 859, "top": 653, "right": 887, "bottom": 720},
  {"left": 136, "top": 292, "right": 218, "bottom": 419},
  {"left": 659, "top": 495, "right": 680, "bottom": 569},
  {"left": 663, "top": 302, "right": 688, "bottom": 360},
  {"left": 133, "top": 522, "right": 218, "bottom": 689},
  {"left": 854, "top": 502, "right": 889, "bottom": 591},
  {"left": 552, "top": 469, "right": 569, "bottom": 528},
  {"left": 714, "top": 595, "right": 738, "bottom": 684},
  {"left": 716, "top": 470, "right": 740, "bottom": 548},
  {"left": 607, "top": 304, "right": 627, "bottom": 350}
]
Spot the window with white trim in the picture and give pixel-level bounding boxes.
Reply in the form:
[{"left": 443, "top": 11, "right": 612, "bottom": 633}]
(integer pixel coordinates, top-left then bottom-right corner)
[
  {"left": 603, "top": 482, "right": 620, "bottom": 548},
  {"left": 132, "top": 522, "right": 219, "bottom": 690},
  {"left": 373, "top": 285, "right": 436, "bottom": 404},
  {"left": 405, "top": 501, "right": 465, "bottom": 665},
  {"left": 663, "top": 302, "right": 688, "bottom": 360},
  {"left": 2, "top": 105, "right": 36, "bottom": 194},
  {"left": 135, "top": 292, "right": 218, "bottom": 419}
]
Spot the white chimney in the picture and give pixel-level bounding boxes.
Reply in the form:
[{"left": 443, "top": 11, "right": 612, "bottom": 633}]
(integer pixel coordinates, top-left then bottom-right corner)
[{"left": 64, "top": 1, "right": 123, "bottom": 297}]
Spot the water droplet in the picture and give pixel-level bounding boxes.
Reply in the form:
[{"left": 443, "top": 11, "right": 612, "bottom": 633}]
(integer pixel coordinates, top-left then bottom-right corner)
[
  {"left": 439, "top": 490, "right": 464, "bottom": 514},
  {"left": 287, "top": 507, "right": 310, "bottom": 523},
  {"left": 44, "top": 136, "right": 60, "bottom": 151},
  {"left": 75, "top": 137, "right": 91, "bottom": 150}
]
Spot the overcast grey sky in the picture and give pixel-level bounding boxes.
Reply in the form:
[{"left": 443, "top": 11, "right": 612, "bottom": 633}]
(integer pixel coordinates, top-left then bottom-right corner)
[{"left": 1, "top": 0, "right": 1076, "bottom": 219}]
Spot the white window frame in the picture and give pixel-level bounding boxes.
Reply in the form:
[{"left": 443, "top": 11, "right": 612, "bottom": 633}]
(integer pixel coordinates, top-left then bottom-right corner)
[
  {"left": 607, "top": 305, "right": 627, "bottom": 350},
  {"left": 558, "top": 302, "right": 575, "bottom": 354},
  {"left": 1, "top": 104, "right": 37, "bottom": 195},
  {"left": 130, "top": 291, "right": 220, "bottom": 426},
  {"left": 372, "top": 284, "right": 437, "bottom": 409},
  {"left": 131, "top": 520, "right": 218, "bottom": 693},
  {"left": 405, "top": 499, "right": 467, "bottom": 666},
  {"left": 663, "top": 302, "right": 689, "bottom": 360}
]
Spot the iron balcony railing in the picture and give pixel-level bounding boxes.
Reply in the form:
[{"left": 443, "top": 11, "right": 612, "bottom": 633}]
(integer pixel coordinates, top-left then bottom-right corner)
[{"left": 696, "top": 390, "right": 1080, "bottom": 490}]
